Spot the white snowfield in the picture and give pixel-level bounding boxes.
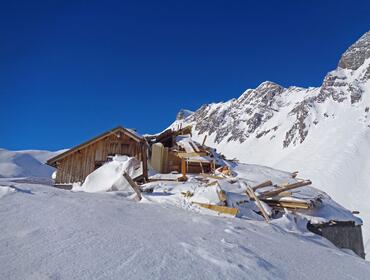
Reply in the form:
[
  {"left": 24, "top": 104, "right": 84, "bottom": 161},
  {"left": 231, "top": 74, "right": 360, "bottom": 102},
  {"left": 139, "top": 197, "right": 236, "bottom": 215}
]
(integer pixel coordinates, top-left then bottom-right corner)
[
  {"left": 0, "top": 148, "right": 65, "bottom": 178},
  {"left": 1, "top": 162, "right": 370, "bottom": 279}
]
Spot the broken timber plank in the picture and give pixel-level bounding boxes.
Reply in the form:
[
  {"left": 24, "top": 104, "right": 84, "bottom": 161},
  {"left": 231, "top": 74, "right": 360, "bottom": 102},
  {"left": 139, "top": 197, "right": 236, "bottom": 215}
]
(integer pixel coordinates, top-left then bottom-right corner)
[
  {"left": 123, "top": 172, "right": 142, "bottom": 201},
  {"left": 177, "top": 152, "right": 208, "bottom": 158},
  {"left": 262, "top": 200, "right": 310, "bottom": 209},
  {"left": 200, "top": 173, "right": 225, "bottom": 180},
  {"left": 201, "top": 134, "right": 207, "bottom": 146},
  {"left": 259, "top": 180, "right": 312, "bottom": 199},
  {"left": 147, "top": 178, "right": 178, "bottom": 182},
  {"left": 252, "top": 180, "right": 273, "bottom": 191},
  {"left": 217, "top": 189, "right": 228, "bottom": 206},
  {"left": 193, "top": 202, "right": 238, "bottom": 216},
  {"left": 245, "top": 186, "right": 269, "bottom": 223}
]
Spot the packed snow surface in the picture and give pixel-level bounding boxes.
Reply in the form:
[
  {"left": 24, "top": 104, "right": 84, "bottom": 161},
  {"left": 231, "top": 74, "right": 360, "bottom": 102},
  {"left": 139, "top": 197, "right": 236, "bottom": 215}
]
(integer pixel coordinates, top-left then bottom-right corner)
[
  {"left": 0, "top": 180, "right": 369, "bottom": 279},
  {"left": 1, "top": 162, "right": 369, "bottom": 279}
]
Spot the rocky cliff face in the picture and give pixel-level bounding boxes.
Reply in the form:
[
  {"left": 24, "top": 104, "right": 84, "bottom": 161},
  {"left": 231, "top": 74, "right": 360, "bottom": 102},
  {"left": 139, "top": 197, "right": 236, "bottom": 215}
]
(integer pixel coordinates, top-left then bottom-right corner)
[{"left": 173, "top": 31, "right": 370, "bottom": 149}]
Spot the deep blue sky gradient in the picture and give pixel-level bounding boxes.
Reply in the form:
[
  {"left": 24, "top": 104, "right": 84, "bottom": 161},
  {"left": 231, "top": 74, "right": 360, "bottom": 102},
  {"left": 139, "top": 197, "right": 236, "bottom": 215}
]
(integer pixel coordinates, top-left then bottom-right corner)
[{"left": 1, "top": 0, "right": 370, "bottom": 150}]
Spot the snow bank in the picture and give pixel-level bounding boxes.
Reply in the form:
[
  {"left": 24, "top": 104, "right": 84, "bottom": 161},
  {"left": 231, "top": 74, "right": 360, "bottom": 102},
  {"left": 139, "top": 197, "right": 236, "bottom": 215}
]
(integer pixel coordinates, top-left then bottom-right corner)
[
  {"left": 73, "top": 155, "right": 142, "bottom": 193},
  {"left": 0, "top": 148, "right": 64, "bottom": 178},
  {"left": 1, "top": 181, "right": 370, "bottom": 279},
  {"left": 0, "top": 185, "right": 16, "bottom": 198}
]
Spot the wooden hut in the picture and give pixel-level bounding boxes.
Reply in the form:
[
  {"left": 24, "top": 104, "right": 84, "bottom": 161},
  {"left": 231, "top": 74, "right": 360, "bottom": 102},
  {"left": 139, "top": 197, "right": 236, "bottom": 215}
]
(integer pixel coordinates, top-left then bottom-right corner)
[{"left": 47, "top": 126, "right": 148, "bottom": 187}]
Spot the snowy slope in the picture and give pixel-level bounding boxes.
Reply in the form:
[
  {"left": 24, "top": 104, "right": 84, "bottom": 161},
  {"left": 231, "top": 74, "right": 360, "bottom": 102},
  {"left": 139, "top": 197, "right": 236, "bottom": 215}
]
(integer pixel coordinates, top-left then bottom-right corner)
[
  {"left": 1, "top": 178, "right": 369, "bottom": 279},
  {"left": 170, "top": 31, "right": 370, "bottom": 254},
  {"left": 0, "top": 148, "right": 65, "bottom": 178}
]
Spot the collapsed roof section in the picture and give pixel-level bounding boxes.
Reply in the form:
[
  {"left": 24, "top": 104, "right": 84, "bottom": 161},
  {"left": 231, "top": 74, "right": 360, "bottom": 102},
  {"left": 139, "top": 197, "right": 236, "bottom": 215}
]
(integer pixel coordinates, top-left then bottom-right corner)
[{"left": 146, "top": 126, "right": 225, "bottom": 176}]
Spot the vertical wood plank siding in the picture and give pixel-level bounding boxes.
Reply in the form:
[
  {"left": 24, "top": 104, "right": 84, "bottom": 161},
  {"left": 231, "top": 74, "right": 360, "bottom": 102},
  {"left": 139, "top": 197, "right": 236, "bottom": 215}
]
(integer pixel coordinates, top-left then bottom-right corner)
[{"left": 54, "top": 131, "right": 148, "bottom": 185}]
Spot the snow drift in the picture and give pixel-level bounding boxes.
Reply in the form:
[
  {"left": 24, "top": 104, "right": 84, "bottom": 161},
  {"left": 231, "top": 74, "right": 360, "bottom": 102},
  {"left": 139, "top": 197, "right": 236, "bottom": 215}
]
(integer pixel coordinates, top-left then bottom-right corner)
[
  {"left": 0, "top": 148, "right": 65, "bottom": 178},
  {"left": 73, "top": 155, "right": 142, "bottom": 193}
]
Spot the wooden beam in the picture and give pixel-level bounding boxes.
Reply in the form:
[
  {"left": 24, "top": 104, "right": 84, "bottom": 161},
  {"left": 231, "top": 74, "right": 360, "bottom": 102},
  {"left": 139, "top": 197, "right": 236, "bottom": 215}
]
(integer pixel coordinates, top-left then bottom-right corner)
[
  {"left": 181, "top": 158, "right": 186, "bottom": 177},
  {"left": 177, "top": 152, "right": 208, "bottom": 158},
  {"left": 201, "top": 134, "right": 207, "bottom": 146},
  {"left": 262, "top": 200, "right": 310, "bottom": 209},
  {"left": 252, "top": 180, "right": 273, "bottom": 191},
  {"left": 259, "top": 180, "right": 312, "bottom": 199},
  {"left": 217, "top": 189, "right": 227, "bottom": 206},
  {"left": 246, "top": 186, "right": 269, "bottom": 223},
  {"left": 141, "top": 143, "right": 148, "bottom": 181},
  {"left": 193, "top": 202, "right": 238, "bottom": 216},
  {"left": 123, "top": 172, "right": 142, "bottom": 201},
  {"left": 199, "top": 161, "right": 204, "bottom": 173}
]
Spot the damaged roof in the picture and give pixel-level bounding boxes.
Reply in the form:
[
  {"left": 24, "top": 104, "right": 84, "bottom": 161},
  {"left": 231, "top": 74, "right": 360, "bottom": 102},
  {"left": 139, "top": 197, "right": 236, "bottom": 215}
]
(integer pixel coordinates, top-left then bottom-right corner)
[{"left": 46, "top": 126, "right": 145, "bottom": 167}]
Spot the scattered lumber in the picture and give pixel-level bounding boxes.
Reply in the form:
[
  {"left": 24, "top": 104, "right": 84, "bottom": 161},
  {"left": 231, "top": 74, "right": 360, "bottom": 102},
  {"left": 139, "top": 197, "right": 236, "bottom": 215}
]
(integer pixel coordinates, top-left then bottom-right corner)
[
  {"left": 193, "top": 202, "right": 238, "bottom": 216},
  {"left": 352, "top": 210, "right": 360, "bottom": 214},
  {"left": 245, "top": 186, "right": 270, "bottom": 223},
  {"left": 291, "top": 171, "right": 299, "bottom": 178},
  {"left": 259, "top": 180, "right": 312, "bottom": 199},
  {"left": 123, "top": 172, "right": 142, "bottom": 201},
  {"left": 252, "top": 180, "right": 273, "bottom": 191},
  {"left": 278, "top": 191, "right": 293, "bottom": 197}
]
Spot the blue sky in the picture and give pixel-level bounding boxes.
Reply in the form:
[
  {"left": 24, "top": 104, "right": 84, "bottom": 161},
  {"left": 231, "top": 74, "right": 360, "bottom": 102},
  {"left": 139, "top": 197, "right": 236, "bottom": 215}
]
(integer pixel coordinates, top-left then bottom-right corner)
[{"left": 1, "top": 0, "right": 370, "bottom": 150}]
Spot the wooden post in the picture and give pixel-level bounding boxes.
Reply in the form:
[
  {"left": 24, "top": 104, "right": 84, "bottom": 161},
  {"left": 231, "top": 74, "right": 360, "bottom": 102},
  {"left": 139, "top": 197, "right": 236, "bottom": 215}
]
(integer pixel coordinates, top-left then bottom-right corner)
[
  {"left": 123, "top": 172, "right": 142, "bottom": 201},
  {"left": 181, "top": 158, "right": 186, "bottom": 177},
  {"left": 199, "top": 162, "right": 204, "bottom": 173},
  {"left": 141, "top": 142, "right": 148, "bottom": 181}
]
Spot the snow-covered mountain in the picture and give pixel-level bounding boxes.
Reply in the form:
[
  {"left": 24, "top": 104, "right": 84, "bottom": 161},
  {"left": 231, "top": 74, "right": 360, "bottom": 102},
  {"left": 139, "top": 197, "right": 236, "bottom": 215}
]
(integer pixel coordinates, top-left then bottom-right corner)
[
  {"left": 0, "top": 148, "right": 65, "bottom": 178},
  {"left": 171, "top": 31, "right": 370, "bottom": 254}
]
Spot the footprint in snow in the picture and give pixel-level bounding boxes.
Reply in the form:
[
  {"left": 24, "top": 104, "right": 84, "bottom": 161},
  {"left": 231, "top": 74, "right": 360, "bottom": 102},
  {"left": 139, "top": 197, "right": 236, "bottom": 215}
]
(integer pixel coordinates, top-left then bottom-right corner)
[{"left": 221, "top": 238, "right": 236, "bottom": 248}]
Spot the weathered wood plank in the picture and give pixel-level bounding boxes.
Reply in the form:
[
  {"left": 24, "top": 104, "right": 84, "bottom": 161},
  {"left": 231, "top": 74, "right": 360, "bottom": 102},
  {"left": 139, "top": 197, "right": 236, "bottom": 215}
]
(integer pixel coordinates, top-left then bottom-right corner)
[
  {"left": 260, "top": 180, "right": 312, "bottom": 198},
  {"left": 246, "top": 186, "right": 270, "bottom": 223},
  {"left": 252, "top": 180, "right": 273, "bottom": 191},
  {"left": 192, "top": 202, "right": 238, "bottom": 216},
  {"left": 123, "top": 172, "right": 142, "bottom": 201}
]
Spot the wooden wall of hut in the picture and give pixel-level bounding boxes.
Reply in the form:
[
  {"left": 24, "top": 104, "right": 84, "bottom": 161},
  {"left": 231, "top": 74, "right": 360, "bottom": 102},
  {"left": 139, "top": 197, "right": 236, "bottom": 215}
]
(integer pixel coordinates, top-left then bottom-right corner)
[{"left": 55, "top": 132, "right": 146, "bottom": 185}]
